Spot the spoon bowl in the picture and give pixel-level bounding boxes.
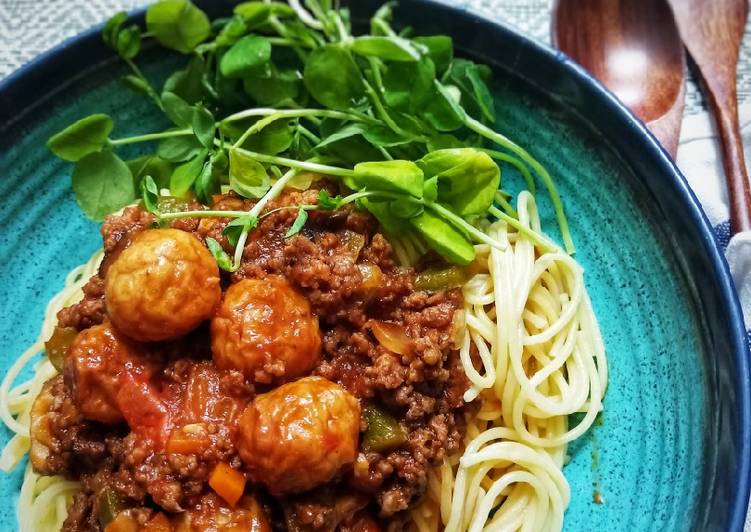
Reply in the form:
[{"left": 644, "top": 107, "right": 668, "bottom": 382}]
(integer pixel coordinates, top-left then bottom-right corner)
[{"left": 553, "top": 0, "right": 685, "bottom": 156}]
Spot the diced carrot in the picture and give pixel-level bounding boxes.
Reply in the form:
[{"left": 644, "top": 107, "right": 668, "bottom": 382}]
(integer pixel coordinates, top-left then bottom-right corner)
[
  {"left": 142, "top": 512, "right": 172, "bottom": 532},
  {"left": 165, "top": 430, "right": 209, "bottom": 454},
  {"left": 104, "top": 513, "right": 138, "bottom": 532},
  {"left": 209, "top": 462, "right": 246, "bottom": 507}
]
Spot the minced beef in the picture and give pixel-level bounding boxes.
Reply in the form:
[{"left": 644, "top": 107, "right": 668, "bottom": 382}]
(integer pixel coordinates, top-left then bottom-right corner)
[{"left": 35, "top": 183, "right": 470, "bottom": 531}]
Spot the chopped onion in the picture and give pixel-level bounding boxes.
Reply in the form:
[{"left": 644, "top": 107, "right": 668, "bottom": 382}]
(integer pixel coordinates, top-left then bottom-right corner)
[
  {"left": 358, "top": 262, "right": 383, "bottom": 290},
  {"left": 370, "top": 321, "right": 412, "bottom": 355},
  {"left": 340, "top": 230, "right": 366, "bottom": 257}
]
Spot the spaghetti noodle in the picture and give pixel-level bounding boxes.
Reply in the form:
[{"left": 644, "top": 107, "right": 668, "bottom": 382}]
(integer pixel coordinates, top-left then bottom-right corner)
[
  {"left": 412, "top": 191, "right": 607, "bottom": 532},
  {"left": 0, "top": 252, "right": 102, "bottom": 532}
]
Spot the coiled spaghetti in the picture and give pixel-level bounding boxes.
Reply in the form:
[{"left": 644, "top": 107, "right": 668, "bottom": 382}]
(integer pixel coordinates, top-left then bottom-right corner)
[
  {"left": 0, "top": 252, "right": 102, "bottom": 532},
  {"left": 412, "top": 191, "right": 607, "bottom": 532}
]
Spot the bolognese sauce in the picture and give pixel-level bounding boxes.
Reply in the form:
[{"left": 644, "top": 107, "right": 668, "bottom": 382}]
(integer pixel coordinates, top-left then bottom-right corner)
[{"left": 31, "top": 183, "right": 469, "bottom": 531}]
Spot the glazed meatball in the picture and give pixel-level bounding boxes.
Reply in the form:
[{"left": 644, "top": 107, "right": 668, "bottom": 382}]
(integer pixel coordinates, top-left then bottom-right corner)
[
  {"left": 236, "top": 376, "right": 360, "bottom": 495},
  {"left": 105, "top": 228, "right": 221, "bottom": 342},
  {"left": 211, "top": 277, "right": 321, "bottom": 384},
  {"left": 65, "top": 321, "right": 155, "bottom": 424}
]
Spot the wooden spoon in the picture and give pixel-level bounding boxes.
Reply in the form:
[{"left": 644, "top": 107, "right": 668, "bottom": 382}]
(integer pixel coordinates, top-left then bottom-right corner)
[
  {"left": 552, "top": 0, "right": 686, "bottom": 158},
  {"left": 668, "top": 0, "right": 751, "bottom": 234}
]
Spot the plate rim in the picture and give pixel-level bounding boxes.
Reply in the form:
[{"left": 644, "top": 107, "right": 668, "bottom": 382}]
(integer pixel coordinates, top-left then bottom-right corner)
[{"left": 0, "top": 0, "right": 749, "bottom": 529}]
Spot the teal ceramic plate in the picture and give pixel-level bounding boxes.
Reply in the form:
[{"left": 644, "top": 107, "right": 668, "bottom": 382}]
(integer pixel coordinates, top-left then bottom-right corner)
[{"left": 0, "top": 1, "right": 749, "bottom": 530}]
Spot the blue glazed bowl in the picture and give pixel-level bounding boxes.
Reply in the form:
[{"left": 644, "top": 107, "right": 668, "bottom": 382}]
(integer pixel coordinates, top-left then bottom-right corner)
[{"left": 0, "top": 1, "right": 749, "bottom": 530}]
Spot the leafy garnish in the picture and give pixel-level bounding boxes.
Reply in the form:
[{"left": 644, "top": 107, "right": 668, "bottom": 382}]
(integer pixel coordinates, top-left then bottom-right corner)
[
  {"left": 170, "top": 150, "right": 208, "bottom": 197},
  {"left": 350, "top": 36, "right": 421, "bottom": 62},
  {"left": 48, "top": 0, "right": 576, "bottom": 268},
  {"left": 140, "top": 175, "right": 160, "bottom": 215},
  {"left": 47, "top": 114, "right": 113, "bottom": 162},
  {"left": 72, "top": 151, "right": 135, "bottom": 220},
  {"left": 206, "top": 237, "right": 234, "bottom": 271},
  {"left": 220, "top": 35, "right": 272, "bottom": 79},
  {"left": 223, "top": 215, "right": 259, "bottom": 246},
  {"left": 285, "top": 206, "right": 309, "bottom": 238},
  {"left": 317, "top": 189, "right": 344, "bottom": 210},
  {"left": 303, "top": 45, "right": 365, "bottom": 109},
  {"left": 351, "top": 160, "right": 424, "bottom": 198},
  {"left": 146, "top": 0, "right": 210, "bottom": 54},
  {"left": 229, "top": 149, "right": 271, "bottom": 198}
]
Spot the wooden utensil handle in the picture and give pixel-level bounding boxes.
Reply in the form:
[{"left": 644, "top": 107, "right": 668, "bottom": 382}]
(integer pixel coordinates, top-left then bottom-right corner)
[{"left": 711, "top": 97, "right": 751, "bottom": 234}]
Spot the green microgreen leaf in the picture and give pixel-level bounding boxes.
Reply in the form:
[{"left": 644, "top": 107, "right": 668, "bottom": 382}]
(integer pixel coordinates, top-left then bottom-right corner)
[
  {"left": 146, "top": 0, "right": 210, "bottom": 54},
  {"left": 413, "top": 36, "right": 453, "bottom": 73},
  {"left": 243, "top": 67, "right": 300, "bottom": 106},
  {"left": 72, "top": 151, "right": 135, "bottom": 220},
  {"left": 163, "top": 56, "right": 206, "bottom": 103},
  {"left": 317, "top": 189, "right": 344, "bottom": 210},
  {"left": 447, "top": 59, "right": 495, "bottom": 122},
  {"left": 102, "top": 11, "right": 128, "bottom": 49},
  {"left": 122, "top": 75, "right": 160, "bottom": 103},
  {"left": 127, "top": 155, "right": 174, "bottom": 189},
  {"left": 220, "top": 35, "right": 272, "bottom": 79},
  {"left": 388, "top": 197, "right": 423, "bottom": 219},
  {"left": 410, "top": 209, "right": 475, "bottom": 265},
  {"left": 216, "top": 15, "right": 248, "bottom": 47},
  {"left": 418, "top": 148, "right": 500, "bottom": 216},
  {"left": 206, "top": 237, "right": 234, "bottom": 271},
  {"left": 229, "top": 148, "right": 271, "bottom": 198},
  {"left": 194, "top": 158, "right": 215, "bottom": 204},
  {"left": 361, "top": 198, "right": 411, "bottom": 235},
  {"left": 382, "top": 57, "right": 435, "bottom": 111},
  {"left": 351, "top": 36, "right": 421, "bottom": 62},
  {"left": 423, "top": 176, "right": 438, "bottom": 203},
  {"left": 239, "top": 119, "right": 295, "bottom": 155},
  {"left": 162, "top": 91, "right": 194, "bottom": 127},
  {"left": 352, "top": 160, "right": 424, "bottom": 198},
  {"left": 421, "top": 80, "right": 466, "bottom": 131},
  {"left": 169, "top": 149, "right": 208, "bottom": 197},
  {"left": 158, "top": 132, "right": 203, "bottom": 162},
  {"left": 140, "top": 175, "right": 160, "bottom": 214},
  {"left": 47, "top": 114, "right": 113, "bottom": 162},
  {"left": 192, "top": 104, "right": 216, "bottom": 149},
  {"left": 304, "top": 45, "right": 365, "bottom": 109},
  {"left": 285, "top": 206, "right": 309, "bottom": 238},
  {"left": 234, "top": 1, "right": 294, "bottom": 27},
  {"left": 116, "top": 24, "right": 141, "bottom": 59},
  {"left": 223, "top": 215, "right": 259, "bottom": 246}
]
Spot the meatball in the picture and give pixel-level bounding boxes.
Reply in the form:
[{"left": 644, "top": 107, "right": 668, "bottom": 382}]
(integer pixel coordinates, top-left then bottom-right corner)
[
  {"left": 236, "top": 376, "right": 360, "bottom": 495},
  {"left": 105, "top": 228, "right": 221, "bottom": 342},
  {"left": 211, "top": 277, "right": 321, "bottom": 384},
  {"left": 65, "top": 321, "right": 156, "bottom": 424}
]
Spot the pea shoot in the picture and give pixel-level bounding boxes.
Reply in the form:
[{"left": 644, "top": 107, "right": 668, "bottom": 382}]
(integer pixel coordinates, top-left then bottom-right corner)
[{"left": 47, "top": 0, "right": 574, "bottom": 271}]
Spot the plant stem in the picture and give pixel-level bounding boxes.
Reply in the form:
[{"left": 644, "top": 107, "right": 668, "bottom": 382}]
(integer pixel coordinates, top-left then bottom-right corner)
[
  {"left": 424, "top": 201, "right": 506, "bottom": 251},
  {"left": 110, "top": 128, "right": 193, "bottom": 146},
  {"left": 267, "top": 37, "right": 315, "bottom": 49},
  {"left": 231, "top": 147, "right": 355, "bottom": 178},
  {"left": 297, "top": 124, "right": 321, "bottom": 144},
  {"left": 465, "top": 116, "right": 574, "bottom": 253},
  {"left": 249, "top": 168, "right": 300, "bottom": 218},
  {"left": 223, "top": 107, "right": 377, "bottom": 125},
  {"left": 482, "top": 149, "right": 536, "bottom": 195},
  {"left": 488, "top": 206, "right": 557, "bottom": 253},
  {"left": 372, "top": 18, "right": 397, "bottom": 37},
  {"left": 494, "top": 191, "right": 518, "bottom": 219},
  {"left": 158, "top": 210, "right": 250, "bottom": 221},
  {"left": 232, "top": 227, "right": 250, "bottom": 271}
]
